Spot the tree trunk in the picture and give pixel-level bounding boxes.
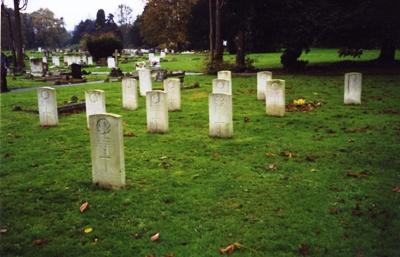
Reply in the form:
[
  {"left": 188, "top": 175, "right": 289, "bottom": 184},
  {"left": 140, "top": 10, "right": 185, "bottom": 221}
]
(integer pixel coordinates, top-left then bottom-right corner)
[
  {"left": 214, "top": 0, "right": 223, "bottom": 62},
  {"left": 235, "top": 30, "right": 245, "bottom": 71},
  {"left": 209, "top": 0, "right": 214, "bottom": 62},
  {"left": 13, "top": 0, "right": 25, "bottom": 72},
  {"left": 378, "top": 39, "right": 396, "bottom": 63},
  {"left": 1, "top": 3, "right": 17, "bottom": 75}
]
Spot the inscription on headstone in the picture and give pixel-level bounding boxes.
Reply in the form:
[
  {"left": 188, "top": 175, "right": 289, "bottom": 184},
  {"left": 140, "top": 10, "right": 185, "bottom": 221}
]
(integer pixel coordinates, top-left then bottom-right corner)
[
  {"left": 217, "top": 70, "right": 232, "bottom": 94},
  {"left": 212, "top": 79, "right": 231, "bottom": 95}
]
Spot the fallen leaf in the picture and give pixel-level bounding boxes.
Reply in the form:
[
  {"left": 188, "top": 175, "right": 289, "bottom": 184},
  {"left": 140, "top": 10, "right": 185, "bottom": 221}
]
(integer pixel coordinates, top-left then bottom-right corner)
[
  {"left": 347, "top": 171, "right": 369, "bottom": 178},
  {"left": 392, "top": 187, "right": 400, "bottom": 193},
  {"left": 124, "top": 131, "right": 135, "bottom": 137},
  {"left": 219, "top": 242, "right": 241, "bottom": 255},
  {"left": 80, "top": 201, "right": 89, "bottom": 213},
  {"left": 265, "top": 152, "right": 276, "bottom": 157},
  {"left": 280, "top": 151, "right": 296, "bottom": 158},
  {"left": 298, "top": 244, "right": 310, "bottom": 256},
  {"left": 150, "top": 232, "right": 160, "bottom": 241},
  {"left": 267, "top": 164, "right": 277, "bottom": 171},
  {"left": 0, "top": 228, "right": 8, "bottom": 234},
  {"left": 33, "top": 239, "right": 49, "bottom": 246},
  {"left": 92, "top": 237, "right": 99, "bottom": 244},
  {"left": 84, "top": 227, "right": 93, "bottom": 234},
  {"left": 305, "top": 155, "right": 317, "bottom": 162}
]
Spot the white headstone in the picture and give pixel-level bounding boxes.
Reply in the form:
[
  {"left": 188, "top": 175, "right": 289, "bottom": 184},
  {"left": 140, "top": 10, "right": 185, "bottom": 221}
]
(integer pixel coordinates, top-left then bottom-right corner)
[
  {"left": 52, "top": 56, "right": 60, "bottom": 67},
  {"left": 160, "top": 51, "right": 166, "bottom": 58},
  {"left": 37, "top": 87, "right": 58, "bottom": 126},
  {"left": 81, "top": 56, "right": 87, "bottom": 65},
  {"left": 122, "top": 78, "right": 138, "bottom": 110},
  {"left": 85, "top": 90, "right": 106, "bottom": 128},
  {"left": 146, "top": 91, "right": 168, "bottom": 133},
  {"left": 135, "top": 61, "right": 147, "bottom": 71},
  {"left": 164, "top": 78, "right": 181, "bottom": 111},
  {"left": 209, "top": 93, "right": 233, "bottom": 138},
  {"left": 257, "top": 71, "right": 272, "bottom": 100},
  {"left": 89, "top": 113, "right": 125, "bottom": 189},
  {"left": 107, "top": 57, "right": 116, "bottom": 68},
  {"left": 42, "top": 57, "right": 47, "bottom": 63},
  {"left": 212, "top": 79, "right": 231, "bottom": 95},
  {"left": 217, "top": 70, "right": 232, "bottom": 94},
  {"left": 138, "top": 69, "right": 152, "bottom": 96},
  {"left": 148, "top": 53, "right": 155, "bottom": 61},
  {"left": 344, "top": 72, "right": 362, "bottom": 105},
  {"left": 87, "top": 56, "right": 93, "bottom": 65},
  {"left": 30, "top": 59, "right": 44, "bottom": 76},
  {"left": 266, "top": 79, "right": 285, "bottom": 117}
]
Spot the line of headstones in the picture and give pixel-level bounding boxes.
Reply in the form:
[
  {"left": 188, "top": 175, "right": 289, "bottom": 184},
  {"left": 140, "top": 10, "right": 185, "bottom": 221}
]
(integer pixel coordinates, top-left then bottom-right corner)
[{"left": 36, "top": 71, "right": 362, "bottom": 189}]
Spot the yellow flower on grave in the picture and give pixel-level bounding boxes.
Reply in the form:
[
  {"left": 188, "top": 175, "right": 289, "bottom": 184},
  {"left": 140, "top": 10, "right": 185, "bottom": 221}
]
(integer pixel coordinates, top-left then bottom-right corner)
[
  {"left": 84, "top": 227, "right": 93, "bottom": 234},
  {"left": 294, "top": 98, "right": 306, "bottom": 105}
]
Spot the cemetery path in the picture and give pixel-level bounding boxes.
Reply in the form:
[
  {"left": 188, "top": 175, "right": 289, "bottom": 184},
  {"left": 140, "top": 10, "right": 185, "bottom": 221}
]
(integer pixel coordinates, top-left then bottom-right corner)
[{"left": 10, "top": 80, "right": 105, "bottom": 93}]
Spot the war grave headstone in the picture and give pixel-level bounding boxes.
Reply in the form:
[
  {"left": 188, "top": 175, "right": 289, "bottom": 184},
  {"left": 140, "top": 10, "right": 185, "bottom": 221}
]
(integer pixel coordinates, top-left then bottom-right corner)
[
  {"left": 37, "top": 87, "right": 58, "bottom": 126},
  {"left": 85, "top": 90, "right": 106, "bottom": 128},
  {"left": 122, "top": 78, "right": 138, "bottom": 110},
  {"left": 266, "top": 79, "right": 285, "bottom": 117},
  {"left": 209, "top": 93, "right": 233, "bottom": 138},
  {"left": 164, "top": 78, "right": 181, "bottom": 111},
  {"left": 146, "top": 91, "right": 169, "bottom": 133},
  {"left": 257, "top": 71, "right": 272, "bottom": 100},
  {"left": 89, "top": 113, "right": 125, "bottom": 189},
  {"left": 344, "top": 72, "right": 362, "bottom": 105}
]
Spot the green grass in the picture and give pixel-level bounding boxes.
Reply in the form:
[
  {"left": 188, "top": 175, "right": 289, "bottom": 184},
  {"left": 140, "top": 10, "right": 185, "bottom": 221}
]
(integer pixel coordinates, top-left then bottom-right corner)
[{"left": 1, "top": 70, "right": 399, "bottom": 256}]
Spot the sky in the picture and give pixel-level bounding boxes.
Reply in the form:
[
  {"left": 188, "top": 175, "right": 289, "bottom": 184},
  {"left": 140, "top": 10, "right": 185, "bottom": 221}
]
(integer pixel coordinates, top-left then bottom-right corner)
[{"left": 3, "top": 0, "right": 145, "bottom": 31}]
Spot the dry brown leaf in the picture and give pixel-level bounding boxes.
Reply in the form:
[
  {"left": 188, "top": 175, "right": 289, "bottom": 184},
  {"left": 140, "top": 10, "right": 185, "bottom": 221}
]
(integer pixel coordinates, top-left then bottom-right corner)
[
  {"left": 219, "top": 242, "right": 241, "bottom": 255},
  {"left": 298, "top": 244, "right": 310, "bottom": 256},
  {"left": 392, "top": 186, "right": 400, "bottom": 193},
  {"left": 280, "top": 151, "right": 296, "bottom": 158},
  {"left": 265, "top": 152, "right": 276, "bottom": 157},
  {"left": 150, "top": 232, "right": 160, "bottom": 241},
  {"left": 33, "top": 239, "right": 49, "bottom": 246},
  {"left": 124, "top": 131, "right": 135, "bottom": 137},
  {"left": 80, "top": 201, "right": 89, "bottom": 213}
]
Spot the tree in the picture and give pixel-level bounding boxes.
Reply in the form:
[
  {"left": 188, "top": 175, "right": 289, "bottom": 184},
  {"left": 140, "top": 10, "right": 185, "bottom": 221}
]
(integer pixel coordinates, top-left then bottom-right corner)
[
  {"left": 30, "top": 8, "right": 70, "bottom": 48},
  {"left": 13, "top": 0, "right": 27, "bottom": 72},
  {"left": 139, "top": 0, "right": 198, "bottom": 49},
  {"left": 1, "top": 3, "right": 17, "bottom": 72},
  {"left": 115, "top": 4, "right": 133, "bottom": 26},
  {"left": 187, "top": 0, "right": 209, "bottom": 50},
  {"left": 71, "top": 19, "right": 96, "bottom": 45},
  {"left": 95, "top": 9, "right": 106, "bottom": 31}
]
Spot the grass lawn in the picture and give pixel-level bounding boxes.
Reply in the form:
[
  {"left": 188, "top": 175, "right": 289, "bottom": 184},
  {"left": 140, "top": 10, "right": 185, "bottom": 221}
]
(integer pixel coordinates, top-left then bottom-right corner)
[{"left": 1, "top": 68, "right": 399, "bottom": 256}]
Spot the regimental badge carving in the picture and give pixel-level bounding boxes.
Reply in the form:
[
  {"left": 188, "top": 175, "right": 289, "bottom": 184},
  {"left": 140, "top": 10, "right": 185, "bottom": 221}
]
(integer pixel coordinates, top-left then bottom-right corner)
[
  {"left": 89, "top": 93, "right": 98, "bottom": 103},
  {"left": 216, "top": 95, "right": 225, "bottom": 106},
  {"left": 151, "top": 94, "right": 160, "bottom": 104},
  {"left": 168, "top": 82, "right": 174, "bottom": 89},
  {"left": 217, "top": 82, "right": 224, "bottom": 89},
  {"left": 41, "top": 90, "right": 50, "bottom": 100},
  {"left": 96, "top": 118, "right": 111, "bottom": 134}
]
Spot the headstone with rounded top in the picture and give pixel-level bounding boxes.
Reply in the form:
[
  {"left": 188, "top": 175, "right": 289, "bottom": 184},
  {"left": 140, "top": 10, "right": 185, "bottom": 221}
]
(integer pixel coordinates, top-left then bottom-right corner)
[
  {"left": 265, "top": 79, "right": 285, "bottom": 117},
  {"left": 344, "top": 72, "right": 362, "bottom": 105},
  {"left": 209, "top": 93, "right": 233, "bottom": 138},
  {"left": 164, "top": 78, "right": 181, "bottom": 111},
  {"left": 122, "top": 78, "right": 138, "bottom": 110},
  {"left": 37, "top": 87, "right": 58, "bottom": 126},
  {"left": 257, "top": 71, "right": 272, "bottom": 100},
  {"left": 85, "top": 90, "right": 106, "bottom": 128},
  {"left": 146, "top": 90, "right": 168, "bottom": 133}
]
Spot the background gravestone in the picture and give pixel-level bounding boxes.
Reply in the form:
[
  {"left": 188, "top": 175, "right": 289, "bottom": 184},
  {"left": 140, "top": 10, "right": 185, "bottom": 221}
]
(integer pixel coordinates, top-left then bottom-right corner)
[
  {"left": 164, "top": 78, "right": 181, "bottom": 111},
  {"left": 138, "top": 68, "right": 152, "bottom": 96},
  {"left": 217, "top": 70, "right": 232, "bottom": 94},
  {"left": 89, "top": 113, "right": 125, "bottom": 189},
  {"left": 37, "top": 87, "right": 58, "bottom": 126},
  {"left": 344, "top": 72, "right": 362, "bottom": 105},
  {"left": 52, "top": 56, "right": 60, "bottom": 67},
  {"left": 85, "top": 90, "right": 106, "bottom": 128},
  {"left": 257, "top": 71, "right": 272, "bottom": 100},
  {"left": 30, "top": 58, "right": 44, "bottom": 77},
  {"left": 146, "top": 90, "right": 168, "bottom": 133},
  {"left": 212, "top": 79, "right": 231, "bottom": 95},
  {"left": 122, "top": 78, "right": 138, "bottom": 110},
  {"left": 209, "top": 93, "right": 233, "bottom": 138},
  {"left": 266, "top": 79, "right": 285, "bottom": 117},
  {"left": 107, "top": 57, "right": 116, "bottom": 68},
  {"left": 71, "top": 63, "right": 82, "bottom": 79}
]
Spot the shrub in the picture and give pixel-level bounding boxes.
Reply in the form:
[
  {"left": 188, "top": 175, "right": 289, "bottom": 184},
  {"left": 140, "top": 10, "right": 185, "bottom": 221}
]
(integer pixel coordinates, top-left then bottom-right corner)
[
  {"left": 86, "top": 32, "right": 123, "bottom": 60},
  {"left": 281, "top": 48, "right": 308, "bottom": 71}
]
